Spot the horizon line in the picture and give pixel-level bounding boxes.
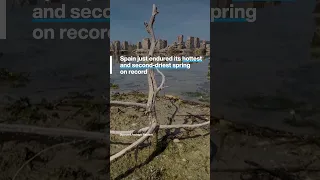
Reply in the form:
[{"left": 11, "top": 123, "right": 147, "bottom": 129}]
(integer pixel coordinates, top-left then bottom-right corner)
[{"left": 110, "top": 39, "right": 210, "bottom": 44}]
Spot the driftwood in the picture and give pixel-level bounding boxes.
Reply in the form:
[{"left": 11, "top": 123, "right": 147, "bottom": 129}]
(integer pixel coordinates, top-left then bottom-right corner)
[
  {"left": 110, "top": 100, "right": 146, "bottom": 108},
  {"left": 110, "top": 121, "right": 210, "bottom": 135},
  {"left": 109, "top": 4, "right": 210, "bottom": 162},
  {"left": 12, "top": 139, "right": 86, "bottom": 180},
  {"left": 110, "top": 4, "right": 162, "bottom": 162},
  {"left": 0, "top": 123, "right": 107, "bottom": 140}
]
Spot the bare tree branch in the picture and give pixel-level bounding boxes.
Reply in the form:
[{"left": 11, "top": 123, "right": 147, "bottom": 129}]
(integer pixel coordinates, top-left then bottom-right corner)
[
  {"left": 156, "top": 67, "right": 165, "bottom": 93},
  {"left": 0, "top": 120, "right": 208, "bottom": 140},
  {"left": 110, "top": 123, "right": 157, "bottom": 162},
  {"left": 110, "top": 4, "right": 161, "bottom": 162},
  {"left": 0, "top": 124, "right": 107, "bottom": 140},
  {"left": 110, "top": 121, "right": 210, "bottom": 135},
  {"left": 13, "top": 139, "right": 87, "bottom": 180},
  {"left": 103, "top": 94, "right": 147, "bottom": 108},
  {"left": 110, "top": 100, "right": 147, "bottom": 108}
]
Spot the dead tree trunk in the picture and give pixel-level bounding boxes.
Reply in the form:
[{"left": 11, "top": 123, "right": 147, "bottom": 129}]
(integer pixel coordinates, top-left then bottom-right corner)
[
  {"left": 144, "top": 4, "right": 160, "bottom": 149},
  {"left": 109, "top": 4, "right": 208, "bottom": 162},
  {"left": 109, "top": 4, "right": 162, "bottom": 162},
  {"left": 145, "top": 4, "right": 159, "bottom": 112}
]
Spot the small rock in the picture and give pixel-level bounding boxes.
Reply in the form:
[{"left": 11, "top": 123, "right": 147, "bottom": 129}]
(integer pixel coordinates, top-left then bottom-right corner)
[
  {"left": 182, "top": 158, "right": 187, "bottom": 162},
  {"left": 178, "top": 143, "right": 183, "bottom": 147},
  {"left": 138, "top": 108, "right": 145, "bottom": 112},
  {"left": 173, "top": 139, "right": 180, "bottom": 143}
]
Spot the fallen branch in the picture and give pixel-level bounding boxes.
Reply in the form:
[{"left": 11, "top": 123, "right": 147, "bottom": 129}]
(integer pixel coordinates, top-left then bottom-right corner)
[
  {"left": 12, "top": 139, "right": 87, "bottom": 180},
  {"left": 110, "top": 123, "right": 157, "bottom": 162},
  {"left": 155, "top": 67, "right": 165, "bottom": 93},
  {"left": 211, "top": 167, "right": 320, "bottom": 173},
  {"left": 175, "top": 114, "right": 210, "bottom": 117},
  {"left": 110, "top": 121, "right": 209, "bottom": 135},
  {"left": 0, "top": 123, "right": 107, "bottom": 140},
  {"left": 110, "top": 100, "right": 147, "bottom": 108},
  {"left": 0, "top": 121, "right": 209, "bottom": 139},
  {"left": 186, "top": 112, "right": 209, "bottom": 121},
  {"left": 244, "top": 160, "right": 297, "bottom": 180}
]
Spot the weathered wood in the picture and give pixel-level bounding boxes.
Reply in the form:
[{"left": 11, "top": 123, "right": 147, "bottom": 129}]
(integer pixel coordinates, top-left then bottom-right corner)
[{"left": 0, "top": 123, "right": 107, "bottom": 140}]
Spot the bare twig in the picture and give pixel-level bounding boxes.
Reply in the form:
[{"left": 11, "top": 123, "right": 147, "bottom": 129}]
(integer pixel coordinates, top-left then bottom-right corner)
[
  {"left": 244, "top": 160, "right": 297, "bottom": 180},
  {"left": 155, "top": 67, "right": 165, "bottom": 93},
  {"left": 110, "top": 121, "right": 209, "bottom": 135},
  {"left": 110, "top": 123, "right": 157, "bottom": 162},
  {"left": 104, "top": 94, "right": 147, "bottom": 108},
  {"left": 13, "top": 139, "right": 87, "bottom": 180},
  {"left": 63, "top": 107, "right": 84, "bottom": 121},
  {"left": 186, "top": 112, "right": 209, "bottom": 121},
  {"left": 0, "top": 123, "right": 107, "bottom": 140},
  {"left": 110, "top": 100, "right": 147, "bottom": 108},
  {"left": 175, "top": 114, "right": 210, "bottom": 117}
]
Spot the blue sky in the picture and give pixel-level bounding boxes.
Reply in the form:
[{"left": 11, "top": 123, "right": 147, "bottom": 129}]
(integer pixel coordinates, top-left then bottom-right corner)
[{"left": 111, "top": 0, "right": 209, "bottom": 44}]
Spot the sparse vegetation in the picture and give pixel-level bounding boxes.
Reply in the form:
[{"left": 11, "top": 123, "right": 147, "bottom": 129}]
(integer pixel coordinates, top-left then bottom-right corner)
[
  {"left": 110, "top": 83, "right": 119, "bottom": 89},
  {"left": 0, "top": 68, "right": 29, "bottom": 87},
  {"left": 0, "top": 91, "right": 108, "bottom": 179}
]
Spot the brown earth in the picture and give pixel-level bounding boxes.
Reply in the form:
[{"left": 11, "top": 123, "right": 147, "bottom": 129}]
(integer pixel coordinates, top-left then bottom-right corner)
[
  {"left": 211, "top": 118, "right": 320, "bottom": 180},
  {"left": 2, "top": 70, "right": 319, "bottom": 180},
  {"left": 110, "top": 92, "right": 210, "bottom": 180},
  {"left": 0, "top": 86, "right": 108, "bottom": 180}
]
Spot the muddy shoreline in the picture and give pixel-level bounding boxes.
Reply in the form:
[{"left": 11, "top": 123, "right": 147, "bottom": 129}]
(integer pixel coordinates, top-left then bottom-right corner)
[{"left": 1, "top": 68, "right": 319, "bottom": 180}]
